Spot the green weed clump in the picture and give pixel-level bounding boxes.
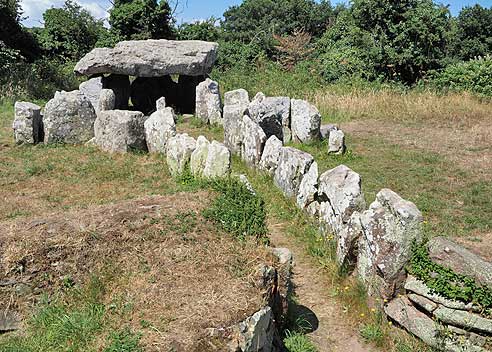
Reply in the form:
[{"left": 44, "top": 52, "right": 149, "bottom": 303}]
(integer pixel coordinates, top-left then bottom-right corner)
[
  {"left": 203, "top": 177, "right": 268, "bottom": 240},
  {"left": 408, "top": 241, "right": 492, "bottom": 309},
  {"left": 283, "top": 331, "right": 318, "bottom": 352}
]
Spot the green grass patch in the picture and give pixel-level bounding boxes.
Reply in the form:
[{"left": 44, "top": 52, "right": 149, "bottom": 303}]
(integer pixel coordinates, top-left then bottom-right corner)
[{"left": 283, "top": 331, "right": 318, "bottom": 352}]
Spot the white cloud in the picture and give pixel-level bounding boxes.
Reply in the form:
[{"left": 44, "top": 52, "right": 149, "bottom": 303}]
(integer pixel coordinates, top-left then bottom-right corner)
[{"left": 20, "top": 0, "right": 111, "bottom": 27}]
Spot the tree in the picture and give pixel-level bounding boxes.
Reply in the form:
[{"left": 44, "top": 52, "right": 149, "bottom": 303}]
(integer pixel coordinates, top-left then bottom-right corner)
[
  {"left": 109, "top": 0, "right": 175, "bottom": 41},
  {"left": 221, "top": 0, "right": 334, "bottom": 54},
  {"left": 318, "top": 0, "right": 451, "bottom": 83},
  {"left": 0, "top": 0, "right": 40, "bottom": 61},
  {"left": 452, "top": 5, "right": 492, "bottom": 60},
  {"left": 38, "top": 0, "right": 104, "bottom": 60},
  {"left": 177, "top": 18, "right": 221, "bottom": 42}
]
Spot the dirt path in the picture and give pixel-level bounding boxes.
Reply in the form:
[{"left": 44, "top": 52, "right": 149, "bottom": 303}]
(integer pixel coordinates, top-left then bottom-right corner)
[{"left": 268, "top": 222, "right": 374, "bottom": 352}]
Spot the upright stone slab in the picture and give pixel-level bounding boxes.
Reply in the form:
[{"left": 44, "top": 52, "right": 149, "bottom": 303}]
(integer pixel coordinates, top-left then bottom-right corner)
[
  {"left": 259, "top": 135, "right": 283, "bottom": 176},
  {"left": 13, "top": 102, "right": 43, "bottom": 144},
  {"left": 196, "top": 78, "right": 222, "bottom": 125},
  {"left": 144, "top": 105, "right": 176, "bottom": 153},
  {"left": 98, "top": 89, "right": 116, "bottom": 111},
  {"left": 44, "top": 90, "right": 97, "bottom": 144},
  {"left": 248, "top": 95, "right": 291, "bottom": 143},
  {"left": 329, "top": 128, "right": 346, "bottom": 155},
  {"left": 94, "top": 110, "right": 147, "bottom": 153},
  {"left": 241, "top": 115, "right": 267, "bottom": 166},
  {"left": 79, "top": 77, "right": 103, "bottom": 111},
  {"left": 358, "top": 189, "right": 423, "bottom": 299},
  {"left": 274, "top": 147, "right": 314, "bottom": 198},
  {"left": 223, "top": 89, "right": 249, "bottom": 154},
  {"left": 203, "top": 141, "right": 231, "bottom": 178},
  {"left": 291, "top": 99, "right": 321, "bottom": 143},
  {"left": 318, "top": 165, "right": 365, "bottom": 236},
  {"left": 296, "top": 161, "right": 318, "bottom": 210},
  {"left": 166, "top": 133, "right": 196, "bottom": 176},
  {"left": 190, "top": 135, "right": 210, "bottom": 176}
]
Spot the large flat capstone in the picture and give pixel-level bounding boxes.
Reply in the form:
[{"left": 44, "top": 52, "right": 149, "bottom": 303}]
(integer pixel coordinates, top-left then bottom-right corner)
[{"left": 74, "top": 40, "right": 218, "bottom": 77}]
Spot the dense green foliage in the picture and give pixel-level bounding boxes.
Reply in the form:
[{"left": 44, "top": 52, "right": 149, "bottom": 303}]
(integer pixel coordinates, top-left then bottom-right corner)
[
  {"left": 408, "top": 240, "right": 492, "bottom": 310},
  {"left": 430, "top": 56, "right": 492, "bottom": 96},
  {"left": 109, "top": 0, "right": 174, "bottom": 41}
]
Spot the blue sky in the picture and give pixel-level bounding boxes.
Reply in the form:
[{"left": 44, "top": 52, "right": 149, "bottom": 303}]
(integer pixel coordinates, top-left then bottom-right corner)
[{"left": 20, "top": 0, "right": 492, "bottom": 28}]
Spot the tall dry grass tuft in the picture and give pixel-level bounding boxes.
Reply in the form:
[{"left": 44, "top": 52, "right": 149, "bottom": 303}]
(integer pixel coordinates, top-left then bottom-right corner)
[{"left": 311, "top": 89, "right": 492, "bottom": 125}]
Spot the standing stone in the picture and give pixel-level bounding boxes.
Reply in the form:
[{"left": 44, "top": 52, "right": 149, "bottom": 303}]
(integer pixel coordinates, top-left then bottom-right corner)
[
  {"left": 320, "top": 124, "right": 337, "bottom": 140},
  {"left": 241, "top": 115, "right": 267, "bottom": 166},
  {"left": 233, "top": 307, "right": 275, "bottom": 352},
  {"left": 190, "top": 135, "right": 210, "bottom": 176},
  {"left": 98, "top": 89, "right": 116, "bottom": 111},
  {"left": 102, "top": 74, "right": 130, "bottom": 110},
  {"left": 248, "top": 95, "right": 291, "bottom": 143},
  {"left": 144, "top": 106, "right": 176, "bottom": 153},
  {"left": 223, "top": 89, "right": 249, "bottom": 154},
  {"left": 358, "top": 189, "right": 423, "bottom": 299},
  {"left": 44, "top": 90, "right": 97, "bottom": 144},
  {"left": 156, "top": 97, "right": 166, "bottom": 111},
  {"left": 318, "top": 165, "right": 365, "bottom": 236},
  {"left": 291, "top": 99, "right": 321, "bottom": 143},
  {"left": 79, "top": 77, "right": 103, "bottom": 111},
  {"left": 329, "top": 128, "right": 346, "bottom": 155},
  {"left": 296, "top": 161, "right": 318, "bottom": 210},
  {"left": 274, "top": 147, "right": 314, "bottom": 198},
  {"left": 259, "top": 135, "right": 283, "bottom": 176},
  {"left": 94, "top": 110, "right": 147, "bottom": 153},
  {"left": 13, "top": 102, "right": 43, "bottom": 144},
  {"left": 336, "top": 212, "right": 363, "bottom": 268},
  {"left": 203, "top": 141, "right": 231, "bottom": 178},
  {"left": 166, "top": 133, "right": 197, "bottom": 176},
  {"left": 196, "top": 78, "right": 222, "bottom": 125}
]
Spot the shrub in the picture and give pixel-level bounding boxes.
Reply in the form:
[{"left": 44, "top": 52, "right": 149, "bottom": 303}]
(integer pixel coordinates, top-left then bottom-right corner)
[
  {"left": 429, "top": 56, "right": 492, "bottom": 97},
  {"left": 203, "top": 177, "right": 268, "bottom": 240}
]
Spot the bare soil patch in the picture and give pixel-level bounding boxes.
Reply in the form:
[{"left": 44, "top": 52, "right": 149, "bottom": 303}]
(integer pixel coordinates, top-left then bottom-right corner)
[{"left": 0, "top": 192, "right": 273, "bottom": 350}]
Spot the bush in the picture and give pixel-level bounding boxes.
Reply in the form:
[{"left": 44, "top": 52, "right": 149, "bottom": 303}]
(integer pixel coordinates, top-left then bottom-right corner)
[
  {"left": 203, "top": 177, "right": 268, "bottom": 240},
  {"left": 429, "top": 56, "right": 492, "bottom": 97}
]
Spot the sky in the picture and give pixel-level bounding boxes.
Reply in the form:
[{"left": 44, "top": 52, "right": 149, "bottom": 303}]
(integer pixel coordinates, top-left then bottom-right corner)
[{"left": 20, "top": 0, "right": 492, "bottom": 28}]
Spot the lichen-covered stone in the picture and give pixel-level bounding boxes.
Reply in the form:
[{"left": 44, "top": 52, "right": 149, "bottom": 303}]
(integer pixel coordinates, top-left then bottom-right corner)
[
  {"left": 234, "top": 307, "right": 275, "bottom": 352},
  {"left": 190, "top": 136, "right": 210, "bottom": 176},
  {"left": 336, "top": 212, "right": 363, "bottom": 268},
  {"left": 79, "top": 77, "right": 103, "bottom": 110},
  {"left": 94, "top": 110, "right": 147, "bottom": 153},
  {"left": 241, "top": 115, "right": 267, "bottom": 166},
  {"left": 296, "top": 161, "right": 318, "bottom": 209},
  {"left": 44, "top": 90, "right": 97, "bottom": 144},
  {"left": 166, "top": 133, "right": 196, "bottom": 176},
  {"left": 13, "top": 101, "right": 42, "bottom": 144},
  {"left": 248, "top": 95, "right": 291, "bottom": 143},
  {"left": 98, "top": 89, "right": 116, "bottom": 111},
  {"left": 259, "top": 135, "right": 283, "bottom": 176},
  {"left": 318, "top": 165, "right": 365, "bottom": 236},
  {"left": 196, "top": 78, "right": 222, "bottom": 125},
  {"left": 274, "top": 147, "right": 314, "bottom": 198},
  {"left": 203, "top": 141, "right": 231, "bottom": 178},
  {"left": 144, "top": 107, "right": 176, "bottom": 153},
  {"left": 290, "top": 99, "right": 321, "bottom": 143},
  {"left": 328, "top": 128, "right": 346, "bottom": 155},
  {"left": 223, "top": 89, "right": 249, "bottom": 154},
  {"left": 434, "top": 306, "right": 492, "bottom": 335},
  {"left": 358, "top": 189, "right": 423, "bottom": 299}
]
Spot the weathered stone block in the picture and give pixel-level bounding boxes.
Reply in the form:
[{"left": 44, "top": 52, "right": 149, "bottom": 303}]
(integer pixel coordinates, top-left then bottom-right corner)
[
  {"left": 13, "top": 101, "right": 43, "bottom": 144},
  {"left": 196, "top": 78, "right": 222, "bottom": 125},
  {"left": 241, "top": 115, "right": 267, "bottom": 166},
  {"left": 274, "top": 147, "right": 314, "bottom": 198}
]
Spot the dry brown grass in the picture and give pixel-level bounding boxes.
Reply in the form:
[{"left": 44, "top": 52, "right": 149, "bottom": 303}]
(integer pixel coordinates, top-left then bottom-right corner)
[{"left": 0, "top": 193, "right": 274, "bottom": 351}]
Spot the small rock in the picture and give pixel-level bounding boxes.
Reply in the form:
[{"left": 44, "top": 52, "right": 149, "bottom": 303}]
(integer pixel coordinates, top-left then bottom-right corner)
[
  {"left": 79, "top": 77, "right": 103, "bottom": 110},
  {"left": 235, "top": 307, "right": 274, "bottom": 352},
  {"left": 320, "top": 124, "right": 337, "bottom": 140},
  {"left": 328, "top": 128, "right": 346, "bottom": 155},
  {"left": 13, "top": 101, "right": 43, "bottom": 144},
  {"left": 407, "top": 293, "right": 439, "bottom": 313},
  {"left": 156, "top": 97, "right": 166, "bottom": 111},
  {"left": 98, "top": 89, "right": 116, "bottom": 111},
  {"left": 190, "top": 135, "right": 210, "bottom": 176},
  {"left": 203, "top": 141, "right": 231, "bottom": 178},
  {"left": 296, "top": 161, "right": 318, "bottom": 209},
  {"left": 0, "top": 311, "right": 20, "bottom": 332}
]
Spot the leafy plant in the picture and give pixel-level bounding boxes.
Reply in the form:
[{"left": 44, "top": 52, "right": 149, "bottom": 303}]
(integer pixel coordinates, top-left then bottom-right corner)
[
  {"left": 408, "top": 240, "right": 492, "bottom": 309},
  {"left": 283, "top": 330, "right": 317, "bottom": 352}
]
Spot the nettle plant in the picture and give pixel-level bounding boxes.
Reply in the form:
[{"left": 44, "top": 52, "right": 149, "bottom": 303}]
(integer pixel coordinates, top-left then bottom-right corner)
[{"left": 408, "top": 240, "right": 492, "bottom": 312}]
